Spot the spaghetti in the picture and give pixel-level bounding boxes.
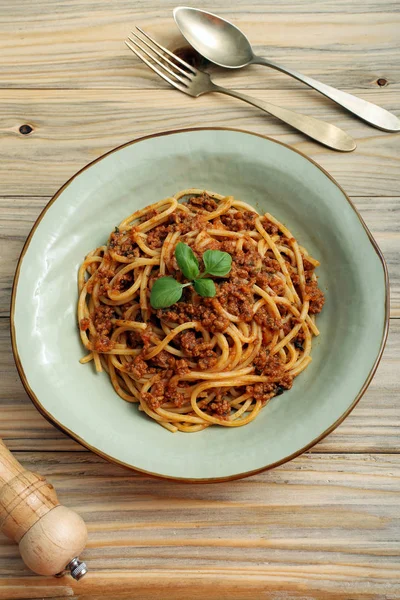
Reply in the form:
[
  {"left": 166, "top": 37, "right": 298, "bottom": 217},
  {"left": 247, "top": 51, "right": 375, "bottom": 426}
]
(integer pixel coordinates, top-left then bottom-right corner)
[{"left": 78, "top": 189, "right": 325, "bottom": 432}]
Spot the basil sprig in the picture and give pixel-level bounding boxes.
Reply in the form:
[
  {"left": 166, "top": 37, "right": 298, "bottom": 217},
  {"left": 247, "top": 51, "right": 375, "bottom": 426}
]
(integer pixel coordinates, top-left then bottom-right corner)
[
  {"left": 193, "top": 278, "right": 216, "bottom": 297},
  {"left": 203, "top": 249, "right": 232, "bottom": 277},
  {"left": 149, "top": 277, "right": 185, "bottom": 309},
  {"left": 175, "top": 242, "right": 199, "bottom": 280},
  {"left": 150, "top": 242, "right": 232, "bottom": 309}
]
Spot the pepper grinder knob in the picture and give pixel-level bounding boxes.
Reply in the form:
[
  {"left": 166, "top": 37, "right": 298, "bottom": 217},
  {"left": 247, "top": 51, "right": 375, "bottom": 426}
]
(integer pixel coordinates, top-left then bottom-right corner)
[
  {"left": 0, "top": 439, "right": 88, "bottom": 578},
  {"left": 66, "top": 557, "right": 88, "bottom": 580}
]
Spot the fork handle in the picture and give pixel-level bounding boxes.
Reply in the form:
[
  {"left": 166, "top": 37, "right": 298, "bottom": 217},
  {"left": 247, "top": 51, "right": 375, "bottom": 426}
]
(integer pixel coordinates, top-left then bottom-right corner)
[
  {"left": 252, "top": 56, "right": 400, "bottom": 132},
  {"left": 211, "top": 85, "right": 356, "bottom": 152}
]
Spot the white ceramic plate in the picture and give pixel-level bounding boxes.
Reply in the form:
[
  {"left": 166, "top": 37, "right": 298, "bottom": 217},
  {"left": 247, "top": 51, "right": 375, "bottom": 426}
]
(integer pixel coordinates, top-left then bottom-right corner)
[{"left": 11, "top": 128, "right": 389, "bottom": 481}]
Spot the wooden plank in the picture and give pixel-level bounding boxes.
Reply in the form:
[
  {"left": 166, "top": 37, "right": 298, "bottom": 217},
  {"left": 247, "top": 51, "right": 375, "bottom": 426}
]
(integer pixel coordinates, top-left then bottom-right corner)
[
  {"left": 1, "top": 196, "right": 399, "bottom": 317},
  {"left": 0, "top": 89, "right": 399, "bottom": 197},
  {"left": 0, "top": 317, "right": 399, "bottom": 454},
  {"left": 0, "top": 1, "right": 399, "bottom": 91},
  {"left": 1, "top": 2, "right": 399, "bottom": 598},
  {"left": 0, "top": 451, "right": 399, "bottom": 599}
]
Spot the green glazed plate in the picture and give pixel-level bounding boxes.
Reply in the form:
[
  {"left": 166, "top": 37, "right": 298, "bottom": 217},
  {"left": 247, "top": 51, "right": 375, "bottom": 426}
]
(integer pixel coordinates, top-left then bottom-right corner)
[{"left": 11, "top": 128, "right": 389, "bottom": 482}]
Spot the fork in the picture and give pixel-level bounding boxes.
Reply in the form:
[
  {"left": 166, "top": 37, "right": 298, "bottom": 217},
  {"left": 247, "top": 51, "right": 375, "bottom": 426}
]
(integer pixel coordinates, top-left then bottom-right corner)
[{"left": 125, "top": 28, "right": 356, "bottom": 152}]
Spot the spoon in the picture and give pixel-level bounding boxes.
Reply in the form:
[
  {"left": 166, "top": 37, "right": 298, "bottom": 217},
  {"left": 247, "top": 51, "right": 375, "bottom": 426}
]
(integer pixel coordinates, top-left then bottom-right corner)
[{"left": 174, "top": 6, "right": 400, "bottom": 132}]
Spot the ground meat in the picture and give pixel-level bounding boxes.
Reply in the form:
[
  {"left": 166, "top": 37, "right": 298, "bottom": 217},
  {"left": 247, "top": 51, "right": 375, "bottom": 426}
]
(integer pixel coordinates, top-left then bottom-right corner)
[
  {"left": 80, "top": 318, "right": 90, "bottom": 331},
  {"left": 303, "top": 258, "right": 315, "bottom": 282},
  {"left": 210, "top": 399, "right": 231, "bottom": 417},
  {"left": 109, "top": 231, "right": 136, "bottom": 258},
  {"left": 263, "top": 354, "right": 284, "bottom": 378},
  {"left": 197, "top": 354, "right": 218, "bottom": 370},
  {"left": 304, "top": 271, "right": 314, "bottom": 283},
  {"left": 167, "top": 212, "right": 208, "bottom": 235},
  {"left": 303, "top": 258, "right": 315, "bottom": 271},
  {"left": 253, "top": 351, "right": 284, "bottom": 378},
  {"left": 253, "top": 350, "right": 268, "bottom": 375},
  {"left": 305, "top": 281, "right": 325, "bottom": 314},
  {"left": 112, "top": 272, "right": 134, "bottom": 292},
  {"left": 246, "top": 382, "right": 277, "bottom": 404},
  {"left": 268, "top": 275, "right": 285, "bottom": 296},
  {"left": 260, "top": 216, "right": 279, "bottom": 235},
  {"left": 139, "top": 208, "right": 158, "bottom": 223},
  {"left": 247, "top": 374, "right": 292, "bottom": 404},
  {"left": 199, "top": 299, "right": 230, "bottom": 332},
  {"left": 278, "top": 374, "right": 293, "bottom": 390},
  {"left": 140, "top": 327, "right": 152, "bottom": 352},
  {"left": 179, "top": 331, "right": 214, "bottom": 359},
  {"left": 164, "top": 382, "right": 186, "bottom": 407},
  {"left": 255, "top": 273, "right": 269, "bottom": 289},
  {"left": 282, "top": 319, "right": 292, "bottom": 336},
  {"left": 291, "top": 273, "right": 300, "bottom": 286},
  {"left": 93, "top": 334, "right": 115, "bottom": 353},
  {"left": 126, "top": 331, "right": 141, "bottom": 348},
  {"left": 175, "top": 359, "right": 190, "bottom": 375},
  {"left": 150, "top": 350, "right": 175, "bottom": 369},
  {"left": 93, "top": 305, "right": 115, "bottom": 336},
  {"left": 218, "top": 282, "right": 254, "bottom": 322},
  {"left": 157, "top": 304, "right": 194, "bottom": 324},
  {"left": 254, "top": 306, "right": 282, "bottom": 331},
  {"left": 125, "top": 354, "right": 154, "bottom": 379},
  {"left": 263, "top": 257, "right": 280, "bottom": 273},
  {"left": 158, "top": 298, "right": 229, "bottom": 333},
  {"left": 141, "top": 390, "right": 162, "bottom": 410},
  {"left": 151, "top": 380, "right": 165, "bottom": 397},
  {"left": 169, "top": 392, "right": 185, "bottom": 408},
  {"left": 219, "top": 240, "right": 237, "bottom": 254},
  {"left": 187, "top": 193, "right": 218, "bottom": 213},
  {"left": 230, "top": 247, "right": 262, "bottom": 278},
  {"left": 197, "top": 236, "right": 221, "bottom": 251},
  {"left": 220, "top": 210, "right": 257, "bottom": 232},
  {"left": 146, "top": 224, "right": 169, "bottom": 249},
  {"left": 142, "top": 377, "right": 189, "bottom": 411},
  {"left": 92, "top": 268, "right": 114, "bottom": 295}
]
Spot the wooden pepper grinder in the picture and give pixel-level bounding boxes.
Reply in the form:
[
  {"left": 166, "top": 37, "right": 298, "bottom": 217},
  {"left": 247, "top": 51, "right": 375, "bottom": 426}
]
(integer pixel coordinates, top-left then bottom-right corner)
[{"left": 0, "top": 439, "right": 88, "bottom": 579}]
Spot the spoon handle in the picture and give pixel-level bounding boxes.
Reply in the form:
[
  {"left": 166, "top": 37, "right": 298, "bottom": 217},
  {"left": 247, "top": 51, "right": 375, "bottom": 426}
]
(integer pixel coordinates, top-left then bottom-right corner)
[
  {"left": 211, "top": 85, "right": 356, "bottom": 152},
  {"left": 252, "top": 56, "right": 400, "bottom": 132}
]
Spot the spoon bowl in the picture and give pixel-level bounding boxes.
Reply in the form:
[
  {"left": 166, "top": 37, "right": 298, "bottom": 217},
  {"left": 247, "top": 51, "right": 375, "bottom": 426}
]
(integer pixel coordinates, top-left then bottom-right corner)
[
  {"left": 174, "top": 6, "right": 254, "bottom": 68},
  {"left": 173, "top": 6, "right": 400, "bottom": 132}
]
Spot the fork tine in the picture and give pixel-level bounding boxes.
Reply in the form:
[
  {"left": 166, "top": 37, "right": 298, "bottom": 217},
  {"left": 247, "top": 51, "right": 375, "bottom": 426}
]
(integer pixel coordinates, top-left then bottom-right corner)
[
  {"left": 136, "top": 26, "right": 197, "bottom": 75},
  {"left": 127, "top": 35, "right": 190, "bottom": 85},
  {"left": 131, "top": 31, "right": 192, "bottom": 79},
  {"left": 125, "top": 40, "right": 187, "bottom": 92}
]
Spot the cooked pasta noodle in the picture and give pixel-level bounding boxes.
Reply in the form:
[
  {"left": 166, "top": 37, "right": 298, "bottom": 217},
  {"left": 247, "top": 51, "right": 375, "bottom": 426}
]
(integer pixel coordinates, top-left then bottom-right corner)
[{"left": 78, "top": 189, "right": 325, "bottom": 432}]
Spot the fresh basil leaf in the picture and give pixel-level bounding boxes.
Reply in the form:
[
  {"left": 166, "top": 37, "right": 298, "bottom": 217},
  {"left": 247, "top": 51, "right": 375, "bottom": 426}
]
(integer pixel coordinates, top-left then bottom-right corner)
[
  {"left": 150, "top": 277, "right": 183, "bottom": 309},
  {"left": 193, "top": 278, "right": 216, "bottom": 298},
  {"left": 203, "top": 250, "right": 232, "bottom": 277},
  {"left": 175, "top": 242, "right": 199, "bottom": 280}
]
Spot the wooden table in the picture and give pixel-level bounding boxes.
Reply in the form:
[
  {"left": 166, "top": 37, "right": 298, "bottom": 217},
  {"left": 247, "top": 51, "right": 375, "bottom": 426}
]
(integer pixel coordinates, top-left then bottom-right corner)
[{"left": 1, "top": 1, "right": 399, "bottom": 598}]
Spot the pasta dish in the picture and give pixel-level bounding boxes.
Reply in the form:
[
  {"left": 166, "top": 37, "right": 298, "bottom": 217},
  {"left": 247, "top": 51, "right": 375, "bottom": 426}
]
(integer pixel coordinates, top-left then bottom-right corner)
[{"left": 78, "top": 189, "right": 325, "bottom": 432}]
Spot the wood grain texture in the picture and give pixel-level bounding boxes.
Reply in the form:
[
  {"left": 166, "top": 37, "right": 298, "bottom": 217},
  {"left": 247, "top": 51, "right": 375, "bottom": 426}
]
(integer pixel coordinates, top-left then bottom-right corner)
[
  {"left": 0, "top": 318, "right": 399, "bottom": 454},
  {"left": 1, "top": 0, "right": 399, "bottom": 597},
  {"left": 0, "top": 0, "right": 399, "bottom": 91},
  {"left": 1, "top": 89, "right": 399, "bottom": 197},
  {"left": 0, "top": 452, "right": 399, "bottom": 599}
]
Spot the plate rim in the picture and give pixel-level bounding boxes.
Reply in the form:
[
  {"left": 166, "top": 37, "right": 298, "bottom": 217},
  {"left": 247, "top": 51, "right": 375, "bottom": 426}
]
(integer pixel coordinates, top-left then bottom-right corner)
[{"left": 10, "top": 126, "right": 390, "bottom": 483}]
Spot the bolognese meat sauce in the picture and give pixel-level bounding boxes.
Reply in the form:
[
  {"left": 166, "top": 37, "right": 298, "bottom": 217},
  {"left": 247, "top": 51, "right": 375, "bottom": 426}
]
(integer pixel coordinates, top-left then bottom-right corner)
[{"left": 80, "top": 191, "right": 324, "bottom": 424}]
